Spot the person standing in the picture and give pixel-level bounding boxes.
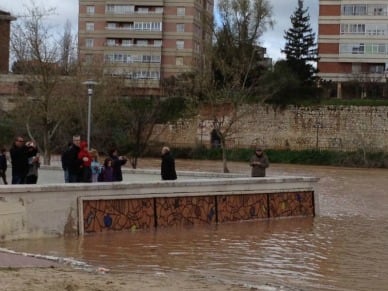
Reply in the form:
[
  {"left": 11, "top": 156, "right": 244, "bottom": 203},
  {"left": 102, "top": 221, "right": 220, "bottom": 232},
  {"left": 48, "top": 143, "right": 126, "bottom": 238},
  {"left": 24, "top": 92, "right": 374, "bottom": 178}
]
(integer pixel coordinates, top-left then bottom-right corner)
[
  {"left": 78, "top": 141, "right": 92, "bottom": 183},
  {"left": 108, "top": 148, "right": 127, "bottom": 182},
  {"left": 25, "top": 141, "right": 40, "bottom": 184},
  {"left": 161, "top": 146, "right": 177, "bottom": 180},
  {"left": 0, "top": 147, "right": 8, "bottom": 184},
  {"left": 99, "top": 158, "right": 114, "bottom": 182},
  {"left": 90, "top": 148, "right": 102, "bottom": 182},
  {"left": 249, "top": 147, "right": 269, "bottom": 177},
  {"left": 67, "top": 135, "right": 82, "bottom": 183},
  {"left": 10, "top": 136, "right": 30, "bottom": 184},
  {"left": 61, "top": 142, "right": 72, "bottom": 183}
]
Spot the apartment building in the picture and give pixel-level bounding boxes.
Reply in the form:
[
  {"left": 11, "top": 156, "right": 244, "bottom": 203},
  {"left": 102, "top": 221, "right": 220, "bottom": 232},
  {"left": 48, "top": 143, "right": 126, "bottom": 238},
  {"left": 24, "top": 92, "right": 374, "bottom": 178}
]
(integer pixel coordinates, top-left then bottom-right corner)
[
  {"left": 78, "top": 0, "right": 213, "bottom": 94},
  {"left": 0, "top": 10, "right": 16, "bottom": 74},
  {"left": 318, "top": 1, "right": 388, "bottom": 98}
]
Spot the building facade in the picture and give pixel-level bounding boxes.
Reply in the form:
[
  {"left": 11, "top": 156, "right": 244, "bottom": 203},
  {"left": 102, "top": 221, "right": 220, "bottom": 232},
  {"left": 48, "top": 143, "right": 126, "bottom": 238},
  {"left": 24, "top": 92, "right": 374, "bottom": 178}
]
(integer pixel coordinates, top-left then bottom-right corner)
[
  {"left": 0, "top": 10, "right": 16, "bottom": 74},
  {"left": 318, "top": 1, "right": 388, "bottom": 98},
  {"left": 78, "top": 0, "right": 213, "bottom": 94}
]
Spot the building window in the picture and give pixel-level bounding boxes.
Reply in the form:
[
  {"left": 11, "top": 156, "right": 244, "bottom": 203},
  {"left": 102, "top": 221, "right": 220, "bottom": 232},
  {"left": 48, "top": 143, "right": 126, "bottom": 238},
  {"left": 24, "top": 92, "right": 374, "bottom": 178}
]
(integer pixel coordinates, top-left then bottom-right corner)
[
  {"left": 86, "top": 22, "right": 94, "bottom": 31},
  {"left": 369, "top": 64, "right": 385, "bottom": 73},
  {"left": 155, "top": 7, "right": 163, "bottom": 13},
  {"left": 176, "top": 24, "right": 185, "bottom": 32},
  {"left": 152, "top": 22, "right": 162, "bottom": 31},
  {"left": 194, "top": 41, "right": 200, "bottom": 53},
  {"left": 106, "top": 23, "right": 116, "bottom": 29},
  {"left": 154, "top": 40, "right": 162, "bottom": 47},
  {"left": 137, "top": 40, "right": 148, "bottom": 46},
  {"left": 106, "top": 39, "right": 116, "bottom": 47},
  {"left": 176, "top": 40, "right": 184, "bottom": 49},
  {"left": 122, "top": 39, "right": 133, "bottom": 47},
  {"left": 176, "top": 57, "right": 184, "bottom": 65},
  {"left": 85, "top": 54, "right": 93, "bottom": 64},
  {"left": 177, "top": 7, "right": 185, "bottom": 16},
  {"left": 137, "top": 8, "right": 149, "bottom": 13},
  {"left": 106, "top": 5, "right": 134, "bottom": 14},
  {"left": 340, "top": 43, "right": 388, "bottom": 56},
  {"left": 342, "top": 5, "right": 367, "bottom": 16},
  {"left": 352, "top": 63, "right": 361, "bottom": 73},
  {"left": 366, "top": 24, "right": 386, "bottom": 36},
  {"left": 151, "top": 55, "right": 161, "bottom": 63},
  {"left": 86, "top": 6, "right": 95, "bottom": 15},
  {"left": 370, "top": 5, "right": 385, "bottom": 16},
  {"left": 143, "top": 55, "right": 151, "bottom": 63},
  {"left": 352, "top": 44, "right": 364, "bottom": 54},
  {"left": 85, "top": 39, "right": 94, "bottom": 48},
  {"left": 341, "top": 24, "right": 365, "bottom": 35}
]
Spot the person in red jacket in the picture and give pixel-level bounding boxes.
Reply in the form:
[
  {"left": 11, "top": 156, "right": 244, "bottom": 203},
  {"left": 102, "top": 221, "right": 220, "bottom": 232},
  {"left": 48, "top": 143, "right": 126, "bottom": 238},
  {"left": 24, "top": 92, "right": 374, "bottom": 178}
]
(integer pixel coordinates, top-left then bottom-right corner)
[{"left": 78, "top": 141, "right": 92, "bottom": 182}]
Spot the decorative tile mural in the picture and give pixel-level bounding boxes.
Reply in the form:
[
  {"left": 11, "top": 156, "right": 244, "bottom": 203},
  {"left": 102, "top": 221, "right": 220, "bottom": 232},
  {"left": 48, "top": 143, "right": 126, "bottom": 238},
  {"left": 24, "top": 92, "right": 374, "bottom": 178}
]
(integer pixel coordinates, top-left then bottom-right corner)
[
  {"left": 269, "top": 191, "right": 314, "bottom": 217},
  {"left": 82, "top": 191, "right": 315, "bottom": 233},
  {"left": 217, "top": 194, "right": 268, "bottom": 223},
  {"left": 156, "top": 196, "right": 216, "bottom": 227},
  {"left": 83, "top": 198, "right": 154, "bottom": 232}
]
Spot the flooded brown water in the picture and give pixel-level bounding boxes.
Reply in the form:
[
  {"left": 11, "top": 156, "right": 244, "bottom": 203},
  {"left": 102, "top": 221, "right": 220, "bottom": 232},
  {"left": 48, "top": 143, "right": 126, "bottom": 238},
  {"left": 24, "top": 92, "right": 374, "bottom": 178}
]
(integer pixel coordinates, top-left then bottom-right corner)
[{"left": 2, "top": 160, "right": 388, "bottom": 290}]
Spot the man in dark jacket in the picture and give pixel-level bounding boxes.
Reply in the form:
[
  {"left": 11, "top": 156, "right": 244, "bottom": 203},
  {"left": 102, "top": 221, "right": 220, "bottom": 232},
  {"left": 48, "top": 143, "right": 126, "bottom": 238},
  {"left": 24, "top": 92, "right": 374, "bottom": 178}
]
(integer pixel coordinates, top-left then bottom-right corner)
[
  {"left": 66, "top": 135, "right": 82, "bottom": 183},
  {"left": 61, "top": 142, "right": 72, "bottom": 182},
  {"left": 10, "top": 136, "right": 30, "bottom": 184},
  {"left": 0, "top": 147, "right": 7, "bottom": 184},
  {"left": 109, "top": 148, "right": 127, "bottom": 182},
  {"left": 161, "top": 146, "right": 177, "bottom": 180},
  {"left": 249, "top": 147, "right": 269, "bottom": 177}
]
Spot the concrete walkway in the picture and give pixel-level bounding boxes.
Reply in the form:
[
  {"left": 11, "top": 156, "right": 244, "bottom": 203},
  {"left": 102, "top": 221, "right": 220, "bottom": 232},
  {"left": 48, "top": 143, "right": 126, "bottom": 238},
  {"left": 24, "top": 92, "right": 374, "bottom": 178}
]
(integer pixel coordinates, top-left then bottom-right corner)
[{"left": 0, "top": 251, "right": 60, "bottom": 268}]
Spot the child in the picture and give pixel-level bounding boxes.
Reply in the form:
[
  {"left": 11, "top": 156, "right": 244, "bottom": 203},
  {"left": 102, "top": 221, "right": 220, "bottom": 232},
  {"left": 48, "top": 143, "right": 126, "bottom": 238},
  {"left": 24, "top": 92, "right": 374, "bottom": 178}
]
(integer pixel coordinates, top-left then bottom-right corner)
[
  {"left": 90, "top": 149, "right": 102, "bottom": 182},
  {"left": 0, "top": 147, "right": 8, "bottom": 184},
  {"left": 78, "top": 141, "right": 92, "bottom": 182},
  {"left": 99, "top": 158, "right": 114, "bottom": 182}
]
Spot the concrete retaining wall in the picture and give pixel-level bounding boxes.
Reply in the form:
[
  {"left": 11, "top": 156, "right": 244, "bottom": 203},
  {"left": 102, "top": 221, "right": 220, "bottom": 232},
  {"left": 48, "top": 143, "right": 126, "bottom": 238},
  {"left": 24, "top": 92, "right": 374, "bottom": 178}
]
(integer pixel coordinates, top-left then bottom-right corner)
[{"left": 0, "top": 172, "right": 319, "bottom": 241}]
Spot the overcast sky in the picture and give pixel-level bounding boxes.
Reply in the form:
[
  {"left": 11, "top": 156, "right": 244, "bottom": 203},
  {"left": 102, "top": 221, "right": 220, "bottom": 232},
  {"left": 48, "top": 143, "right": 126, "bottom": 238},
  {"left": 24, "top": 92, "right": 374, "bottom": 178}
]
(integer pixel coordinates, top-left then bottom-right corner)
[{"left": 0, "top": 0, "right": 318, "bottom": 61}]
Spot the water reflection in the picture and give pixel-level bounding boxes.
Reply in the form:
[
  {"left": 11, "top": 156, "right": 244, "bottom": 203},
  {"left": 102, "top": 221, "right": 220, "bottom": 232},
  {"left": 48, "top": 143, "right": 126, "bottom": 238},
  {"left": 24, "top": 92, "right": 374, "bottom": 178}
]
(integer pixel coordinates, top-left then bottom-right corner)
[{"left": 2, "top": 164, "right": 388, "bottom": 290}]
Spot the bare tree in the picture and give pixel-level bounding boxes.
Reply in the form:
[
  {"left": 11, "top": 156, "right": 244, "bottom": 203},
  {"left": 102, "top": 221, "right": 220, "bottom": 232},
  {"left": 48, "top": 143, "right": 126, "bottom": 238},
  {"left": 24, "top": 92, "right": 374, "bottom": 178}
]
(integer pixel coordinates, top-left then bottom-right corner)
[
  {"left": 202, "top": 0, "right": 274, "bottom": 172},
  {"left": 60, "top": 20, "right": 77, "bottom": 75},
  {"left": 10, "top": 3, "right": 78, "bottom": 164}
]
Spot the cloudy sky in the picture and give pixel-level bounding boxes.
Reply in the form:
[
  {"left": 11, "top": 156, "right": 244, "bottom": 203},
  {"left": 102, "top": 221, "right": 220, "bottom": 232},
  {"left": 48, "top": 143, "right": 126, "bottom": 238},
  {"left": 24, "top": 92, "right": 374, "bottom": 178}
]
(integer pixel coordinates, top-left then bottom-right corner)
[{"left": 0, "top": 0, "right": 317, "bottom": 61}]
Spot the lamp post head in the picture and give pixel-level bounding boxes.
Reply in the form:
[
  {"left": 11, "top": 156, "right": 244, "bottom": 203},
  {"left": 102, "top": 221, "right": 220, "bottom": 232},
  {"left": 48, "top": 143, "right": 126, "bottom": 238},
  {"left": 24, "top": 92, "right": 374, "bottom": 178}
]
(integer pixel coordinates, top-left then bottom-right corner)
[{"left": 82, "top": 80, "right": 98, "bottom": 89}]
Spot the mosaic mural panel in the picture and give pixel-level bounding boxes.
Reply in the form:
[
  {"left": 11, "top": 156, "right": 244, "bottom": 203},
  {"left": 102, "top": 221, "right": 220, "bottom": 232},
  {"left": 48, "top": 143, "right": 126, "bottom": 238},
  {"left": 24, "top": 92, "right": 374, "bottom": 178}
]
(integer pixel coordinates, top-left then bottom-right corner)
[
  {"left": 156, "top": 196, "right": 216, "bottom": 227},
  {"left": 269, "top": 191, "right": 314, "bottom": 217},
  {"left": 83, "top": 198, "right": 154, "bottom": 233},
  {"left": 217, "top": 194, "right": 268, "bottom": 223}
]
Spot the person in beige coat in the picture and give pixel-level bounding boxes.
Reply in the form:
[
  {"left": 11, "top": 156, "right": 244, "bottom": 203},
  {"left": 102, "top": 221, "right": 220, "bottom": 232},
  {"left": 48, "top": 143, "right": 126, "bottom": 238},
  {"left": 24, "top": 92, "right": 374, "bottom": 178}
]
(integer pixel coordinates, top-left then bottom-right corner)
[{"left": 249, "top": 147, "right": 269, "bottom": 177}]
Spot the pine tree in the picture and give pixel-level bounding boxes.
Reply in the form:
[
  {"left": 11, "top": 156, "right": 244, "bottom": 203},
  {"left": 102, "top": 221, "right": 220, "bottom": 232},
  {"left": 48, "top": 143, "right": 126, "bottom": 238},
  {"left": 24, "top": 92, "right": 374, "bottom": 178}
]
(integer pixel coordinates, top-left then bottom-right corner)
[{"left": 282, "top": 0, "right": 318, "bottom": 83}]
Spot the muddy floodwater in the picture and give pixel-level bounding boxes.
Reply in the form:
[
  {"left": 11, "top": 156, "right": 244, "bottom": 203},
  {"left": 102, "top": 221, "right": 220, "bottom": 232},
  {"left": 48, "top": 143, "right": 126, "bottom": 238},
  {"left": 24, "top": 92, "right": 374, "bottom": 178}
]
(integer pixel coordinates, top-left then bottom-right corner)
[{"left": 1, "top": 161, "right": 388, "bottom": 291}]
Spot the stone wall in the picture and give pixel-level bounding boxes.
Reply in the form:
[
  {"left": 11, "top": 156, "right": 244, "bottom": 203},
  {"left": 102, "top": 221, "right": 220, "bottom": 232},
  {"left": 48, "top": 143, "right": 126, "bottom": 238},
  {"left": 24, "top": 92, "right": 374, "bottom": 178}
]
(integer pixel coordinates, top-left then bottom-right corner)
[{"left": 153, "top": 105, "right": 388, "bottom": 151}]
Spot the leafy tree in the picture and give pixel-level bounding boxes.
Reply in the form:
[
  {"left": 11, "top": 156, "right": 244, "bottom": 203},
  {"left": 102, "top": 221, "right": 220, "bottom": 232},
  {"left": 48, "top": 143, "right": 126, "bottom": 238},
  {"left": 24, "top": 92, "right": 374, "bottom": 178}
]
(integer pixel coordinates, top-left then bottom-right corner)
[
  {"left": 282, "top": 0, "right": 318, "bottom": 84},
  {"left": 261, "top": 60, "right": 301, "bottom": 107},
  {"left": 264, "top": 0, "right": 320, "bottom": 105}
]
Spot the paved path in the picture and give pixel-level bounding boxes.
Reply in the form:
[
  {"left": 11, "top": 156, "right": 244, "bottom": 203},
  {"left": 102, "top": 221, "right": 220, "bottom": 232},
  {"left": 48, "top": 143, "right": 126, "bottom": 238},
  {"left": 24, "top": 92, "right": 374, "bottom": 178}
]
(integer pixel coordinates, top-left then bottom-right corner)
[{"left": 0, "top": 251, "right": 60, "bottom": 268}]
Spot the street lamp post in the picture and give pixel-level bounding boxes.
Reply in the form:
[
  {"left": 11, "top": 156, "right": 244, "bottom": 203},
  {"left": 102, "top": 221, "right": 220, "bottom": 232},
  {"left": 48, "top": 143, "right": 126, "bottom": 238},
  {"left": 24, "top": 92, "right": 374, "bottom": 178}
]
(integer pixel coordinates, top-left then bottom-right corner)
[{"left": 82, "top": 80, "right": 98, "bottom": 150}]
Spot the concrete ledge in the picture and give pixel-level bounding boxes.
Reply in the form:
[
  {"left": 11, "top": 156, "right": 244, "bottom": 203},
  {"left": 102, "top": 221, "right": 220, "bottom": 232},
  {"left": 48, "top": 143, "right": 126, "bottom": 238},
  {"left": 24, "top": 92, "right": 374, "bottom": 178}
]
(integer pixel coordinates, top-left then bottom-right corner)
[{"left": 0, "top": 171, "right": 319, "bottom": 241}]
